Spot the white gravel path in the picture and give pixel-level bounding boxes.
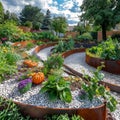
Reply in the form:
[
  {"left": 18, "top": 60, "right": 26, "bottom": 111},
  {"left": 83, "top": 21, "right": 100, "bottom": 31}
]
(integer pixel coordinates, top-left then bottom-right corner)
[
  {"left": 64, "top": 52, "right": 120, "bottom": 85},
  {"left": 36, "top": 46, "right": 54, "bottom": 61}
]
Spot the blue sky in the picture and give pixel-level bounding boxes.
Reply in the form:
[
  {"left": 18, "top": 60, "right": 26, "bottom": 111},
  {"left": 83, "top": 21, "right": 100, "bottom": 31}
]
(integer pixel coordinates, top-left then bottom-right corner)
[{"left": 0, "top": 0, "right": 83, "bottom": 26}]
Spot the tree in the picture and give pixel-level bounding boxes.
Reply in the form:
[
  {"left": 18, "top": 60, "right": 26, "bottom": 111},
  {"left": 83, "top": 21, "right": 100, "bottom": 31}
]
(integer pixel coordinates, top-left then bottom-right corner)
[
  {"left": 4, "top": 10, "right": 19, "bottom": 24},
  {"left": 80, "top": 0, "right": 120, "bottom": 40},
  {"left": 20, "top": 5, "right": 44, "bottom": 29},
  {"left": 52, "top": 16, "right": 68, "bottom": 36},
  {"left": 41, "top": 9, "right": 51, "bottom": 30},
  {"left": 0, "top": 2, "right": 4, "bottom": 23}
]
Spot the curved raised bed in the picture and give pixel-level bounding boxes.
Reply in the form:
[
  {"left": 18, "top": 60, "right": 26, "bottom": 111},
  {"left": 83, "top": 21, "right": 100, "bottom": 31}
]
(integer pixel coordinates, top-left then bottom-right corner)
[
  {"left": 14, "top": 100, "right": 107, "bottom": 120},
  {"left": 13, "top": 40, "right": 36, "bottom": 48},
  {"left": 33, "top": 42, "right": 57, "bottom": 54},
  {"left": 62, "top": 49, "right": 120, "bottom": 93},
  {"left": 85, "top": 53, "right": 120, "bottom": 74},
  {"left": 62, "top": 48, "right": 86, "bottom": 58}
]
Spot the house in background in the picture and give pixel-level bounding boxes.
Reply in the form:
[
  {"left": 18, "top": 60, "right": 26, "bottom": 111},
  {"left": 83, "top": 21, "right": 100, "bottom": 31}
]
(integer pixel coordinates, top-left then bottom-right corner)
[
  {"left": 115, "top": 24, "right": 120, "bottom": 30},
  {"left": 67, "top": 26, "right": 74, "bottom": 31}
]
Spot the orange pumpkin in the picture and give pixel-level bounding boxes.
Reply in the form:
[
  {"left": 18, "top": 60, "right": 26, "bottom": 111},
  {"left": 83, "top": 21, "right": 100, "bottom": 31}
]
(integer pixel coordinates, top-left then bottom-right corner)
[
  {"left": 23, "top": 60, "right": 38, "bottom": 67},
  {"left": 23, "top": 60, "right": 32, "bottom": 65},
  {"left": 32, "top": 72, "right": 45, "bottom": 84}
]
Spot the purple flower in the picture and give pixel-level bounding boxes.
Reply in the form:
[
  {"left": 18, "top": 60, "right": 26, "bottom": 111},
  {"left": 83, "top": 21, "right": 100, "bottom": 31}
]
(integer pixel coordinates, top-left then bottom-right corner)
[
  {"left": 1, "top": 37, "right": 7, "bottom": 41},
  {"left": 18, "top": 79, "right": 32, "bottom": 89}
]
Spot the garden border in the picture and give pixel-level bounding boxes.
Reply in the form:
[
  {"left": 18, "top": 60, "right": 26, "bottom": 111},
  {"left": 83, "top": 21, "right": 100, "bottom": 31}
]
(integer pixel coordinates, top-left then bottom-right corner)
[
  {"left": 62, "top": 49, "right": 120, "bottom": 93},
  {"left": 85, "top": 53, "right": 120, "bottom": 74},
  {"left": 14, "top": 100, "right": 107, "bottom": 120}
]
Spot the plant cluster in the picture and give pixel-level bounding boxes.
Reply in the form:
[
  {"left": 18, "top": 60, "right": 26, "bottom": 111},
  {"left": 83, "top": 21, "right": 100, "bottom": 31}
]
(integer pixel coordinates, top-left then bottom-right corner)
[
  {"left": 0, "top": 45, "right": 22, "bottom": 82},
  {"left": 52, "top": 39, "right": 74, "bottom": 54},
  {"left": 45, "top": 114, "right": 84, "bottom": 120},
  {"left": 80, "top": 65, "right": 117, "bottom": 112},
  {"left": 18, "top": 79, "right": 32, "bottom": 94},
  {"left": 111, "top": 33, "right": 120, "bottom": 42},
  {"left": 40, "top": 74, "right": 72, "bottom": 103},
  {"left": 0, "top": 21, "right": 33, "bottom": 43},
  {"left": 0, "top": 97, "right": 31, "bottom": 120},
  {"left": 77, "top": 32, "right": 93, "bottom": 42},
  {"left": 87, "top": 38, "right": 120, "bottom": 60},
  {"left": 31, "top": 31, "right": 57, "bottom": 41},
  {"left": 43, "top": 54, "right": 64, "bottom": 75}
]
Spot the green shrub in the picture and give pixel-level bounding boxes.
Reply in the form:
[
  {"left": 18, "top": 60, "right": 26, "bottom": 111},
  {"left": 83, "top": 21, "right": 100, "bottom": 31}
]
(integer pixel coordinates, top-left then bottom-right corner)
[
  {"left": 0, "top": 21, "right": 23, "bottom": 42},
  {"left": 43, "top": 54, "right": 64, "bottom": 75},
  {"left": 24, "top": 21, "right": 32, "bottom": 28},
  {"left": 77, "top": 33, "right": 93, "bottom": 42},
  {"left": 52, "top": 39, "right": 74, "bottom": 54},
  {"left": 111, "top": 33, "right": 120, "bottom": 42},
  {"left": 45, "top": 114, "right": 84, "bottom": 120},
  {"left": 40, "top": 74, "right": 72, "bottom": 103},
  {"left": 87, "top": 38, "right": 120, "bottom": 60},
  {"left": 81, "top": 65, "right": 117, "bottom": 112},
  {"left": 0, "top": 45, "right": 22, "bottom": 82},
  {"left": 0, "top": 97, "right": 31, "bottom": 120}
]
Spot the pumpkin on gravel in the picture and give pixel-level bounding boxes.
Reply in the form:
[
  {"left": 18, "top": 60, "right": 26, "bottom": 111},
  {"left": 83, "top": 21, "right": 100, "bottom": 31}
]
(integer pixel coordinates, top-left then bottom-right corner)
[
  {"left": 23, "top": 60, "right": 38, "bottom": 67},
  {"left": 31, "top": 72, "right": 45, "bottom": 84}
]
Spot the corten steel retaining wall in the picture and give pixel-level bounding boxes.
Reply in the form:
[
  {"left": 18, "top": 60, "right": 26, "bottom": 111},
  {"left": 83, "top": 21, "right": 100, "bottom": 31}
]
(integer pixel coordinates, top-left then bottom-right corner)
[
  {"left": 62, "top": 49, "right": 120, "bottom": 93},
  {"left": 14, "top": 101, "right": 107, "bottom": 120},
  {"left": 85, "top": 53, "right": 120, "bottom": 74}
]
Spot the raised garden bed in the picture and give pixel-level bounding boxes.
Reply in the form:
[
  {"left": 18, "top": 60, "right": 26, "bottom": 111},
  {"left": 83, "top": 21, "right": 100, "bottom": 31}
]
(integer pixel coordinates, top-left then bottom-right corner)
[
  {"left": 85, "top": 53, "right": 120, "bottom": 74},
  {"left": 13, "top": 40, "right": 36, "bottom": 48},
  {"left": 14, "top": 100, "right": 107, "bottom": 120},
  {"left": 33, "top": 42, "right": 57, "bottom": 54},
  {"left": 62, "top": 49, "right": 120, "bottom": 93}
]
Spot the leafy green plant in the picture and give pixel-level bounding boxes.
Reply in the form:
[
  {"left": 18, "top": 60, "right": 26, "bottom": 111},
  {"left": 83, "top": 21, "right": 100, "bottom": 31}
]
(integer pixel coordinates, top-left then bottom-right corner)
[
  {"left": 80, "top": 65, "right": 117, "bottom": 112},
  {"left": 0, "top": 97, "right": 31, "bottom": 120},
  {"left": 88, "top": 38, "right": 120, "bottom": 60},
  {"left": 40, "top": 74, "right": 72, "bottom": 103},
  {"left": 43, "top": 54, "right": 64, "bottom": 75},
  {"left": 0, "top": 45, "right": 21, "bottom": 82},
  {"left": 44, "top": 114, "right": 84, "bottom": 120},
  {"left": 24, "top": 21, "right": 32, "bottom": 28},
  {"left": 52, "top": 39, "right": 74, "bottom": 54},
  {"left": 77, "top": 32, "right": 93, "bottom": 42},
  {"left": 26, "top": 42, "right": 35, "bottom": 50}
]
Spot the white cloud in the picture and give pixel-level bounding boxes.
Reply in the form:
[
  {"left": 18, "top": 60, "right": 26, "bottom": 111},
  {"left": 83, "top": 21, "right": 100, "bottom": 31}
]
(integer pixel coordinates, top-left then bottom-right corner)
[{"left": 0, "top": 0, "right": 83, "bottom": 25}]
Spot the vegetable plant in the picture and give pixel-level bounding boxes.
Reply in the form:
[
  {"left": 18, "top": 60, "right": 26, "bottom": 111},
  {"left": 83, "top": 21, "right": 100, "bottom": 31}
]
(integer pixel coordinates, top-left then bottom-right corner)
[
  {"left": 40, "top": 74, "right": 72, "bottom": 103},
  {"left": 0, "top": 45, "right": 22, "bottom": 82},
  {"left": 43, "top": 54, "right": 64, "bottom": 75},
  {"left": 44, "top": 114, "right": 84, "bottom": 120},
  {"left": 52, "top": 39, "right": 74, "bottom": 54},
  {"left": 0, "top": 97, "right": 31, "bottom": 120},
  {"left": 87, "top": 38, "right": 120, "bottom": 60},
  {"left": 80, "top": 65, "right": 117, "bottom": 112}
]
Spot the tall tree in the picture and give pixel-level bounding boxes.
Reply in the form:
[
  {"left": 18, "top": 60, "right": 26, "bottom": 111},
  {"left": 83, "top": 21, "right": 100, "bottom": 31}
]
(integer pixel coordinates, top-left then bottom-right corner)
[
  {"left": 80, "top": 0, "right": 120, "bottom": 40},
  {"left": 0, "top": 2, "right": 4, "bottom": 23},
  {"left": 52, "top": 16, "right": 68, "bottom": 36},
  {"left": 4, "top": 10, "right": 19, "bottom": 24},
  {"left": 41, "top": 9, "right": 51, "bottom": 30},
  {"left": 20, "top": 5, "right": 44, "bottom": 28}
]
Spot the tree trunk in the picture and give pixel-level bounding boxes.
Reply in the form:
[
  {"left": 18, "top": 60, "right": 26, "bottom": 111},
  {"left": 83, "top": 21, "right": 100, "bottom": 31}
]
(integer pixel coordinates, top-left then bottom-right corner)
[{"left": 101, "top": 22, "right": 107, "bottom": 40}]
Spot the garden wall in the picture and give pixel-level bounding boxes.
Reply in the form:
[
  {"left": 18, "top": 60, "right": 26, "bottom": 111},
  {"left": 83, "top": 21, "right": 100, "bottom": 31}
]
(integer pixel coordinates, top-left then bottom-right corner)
[
  {"left": 98, "top": 30, "right": 120, "bottom": 41},
  {"left": 65, "top": 32, "right": 79, "bottom": 38}
]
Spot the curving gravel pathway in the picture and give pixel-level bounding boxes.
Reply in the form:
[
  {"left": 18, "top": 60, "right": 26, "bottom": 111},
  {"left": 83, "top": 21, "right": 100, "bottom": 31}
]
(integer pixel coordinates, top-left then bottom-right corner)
[
  {"left": 36, "top": 46, "right": 54, "bottom": 61},
  {"left": 64, "top": 52, "right": 120, "bottom": 85},
  {"left": 64, "top": 52, "right": 120, "bottom": 120}
]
